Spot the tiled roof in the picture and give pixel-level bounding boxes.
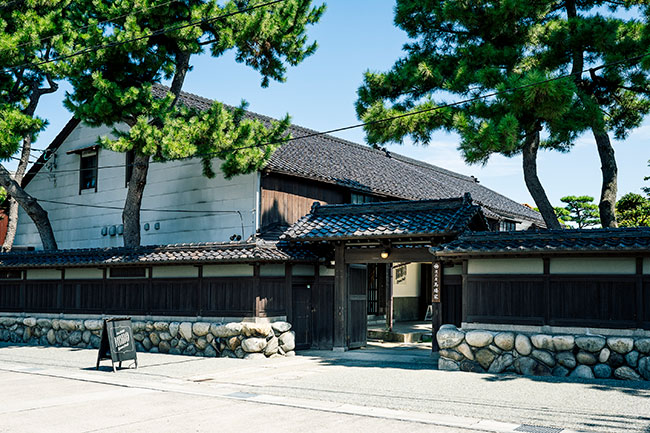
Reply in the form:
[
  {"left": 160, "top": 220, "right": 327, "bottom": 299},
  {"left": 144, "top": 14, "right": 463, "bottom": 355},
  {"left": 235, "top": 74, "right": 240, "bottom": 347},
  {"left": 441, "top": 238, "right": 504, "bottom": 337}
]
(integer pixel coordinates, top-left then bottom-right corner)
[
  {"left": 432, "top": 227, "right": 650, "bottom": 257},
  {"left": 151, "top": 86, "right": 544, "bottom": 226},
  {"left": 282, "top": 195, "right": 487, "bottom": 242},
  {"left": 0, "top": 241, "right": 317, "bottom": 269}
]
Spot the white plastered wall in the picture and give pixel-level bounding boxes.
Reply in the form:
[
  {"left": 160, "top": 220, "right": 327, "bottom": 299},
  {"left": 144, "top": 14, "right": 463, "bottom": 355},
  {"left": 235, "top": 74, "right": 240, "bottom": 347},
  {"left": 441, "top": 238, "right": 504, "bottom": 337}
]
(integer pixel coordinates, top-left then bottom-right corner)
[
  {"left": 15, "top": 122, "right": 258, "bottom": 250},
  {"left": 393, "top": 263, "right": 421, "bottom": 297},
  {"left": 467, "top": 258, "right": 544, "bottom": 275},
  {"left": 549, "top": 257, "right": 636, "bottom": 274}
]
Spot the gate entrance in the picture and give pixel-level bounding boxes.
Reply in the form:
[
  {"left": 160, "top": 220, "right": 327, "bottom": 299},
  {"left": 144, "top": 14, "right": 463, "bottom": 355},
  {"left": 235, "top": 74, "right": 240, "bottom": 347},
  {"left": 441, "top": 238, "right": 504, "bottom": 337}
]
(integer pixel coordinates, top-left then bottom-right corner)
[
  {"left": 292, "top": 284, "right": 312, "bottom": 350},
  {"left": 347, "top": 265, "right": 368, "bottom": 349}
]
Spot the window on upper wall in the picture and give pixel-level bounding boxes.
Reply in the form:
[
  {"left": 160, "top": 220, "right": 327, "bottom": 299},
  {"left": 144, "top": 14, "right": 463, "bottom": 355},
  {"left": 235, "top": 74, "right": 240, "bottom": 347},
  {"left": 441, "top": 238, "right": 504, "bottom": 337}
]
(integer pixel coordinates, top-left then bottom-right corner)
[
  {"left": 499, "top": 220, "right": 516, "bottom": 231},
  {"left": 351, "top": 192, "right": 380, "bottom": 204},
  {"left": 125, "top": 149, "right": 134, "bottom": 187},
  {"left": 79, "top": 151, "right": 98, "bottom": 193}
]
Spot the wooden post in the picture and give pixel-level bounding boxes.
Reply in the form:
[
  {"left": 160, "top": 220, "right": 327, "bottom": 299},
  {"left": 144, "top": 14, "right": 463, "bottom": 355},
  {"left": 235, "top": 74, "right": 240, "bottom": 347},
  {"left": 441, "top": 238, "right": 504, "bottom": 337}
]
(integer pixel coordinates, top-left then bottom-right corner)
[
  {"left": 253, "top": 263, "right": 261, "bottom": 317},
  {"left": 285, "top": 263, "right": 293, "bottom": 323},
  {"left": 197, "top": 265, "right": 203, "bottom": 317},
  {"left": 431, "top": 262, "right": 442, "bottom": 352},
  {"left": 386, "top": 263, "right": 393, "bottom": 331},
  {"left": 461, "top": 260, "right": 468, "bottom": 324},
  {"left": 334, "top": 243, "right": 347, "bottom": 350},
  {"left": 543, "top": 257, "right": 550, "bottom": 326},
  {"left": 312, "top": 264, "right": 319, "bottom": 349},
  {"left": 636, "top": 257, "right": 643, "bottom": 329}
]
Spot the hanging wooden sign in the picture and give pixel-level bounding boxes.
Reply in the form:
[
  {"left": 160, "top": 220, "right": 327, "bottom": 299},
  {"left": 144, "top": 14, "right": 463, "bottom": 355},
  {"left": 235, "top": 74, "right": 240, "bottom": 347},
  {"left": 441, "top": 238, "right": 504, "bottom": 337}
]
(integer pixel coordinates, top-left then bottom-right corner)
[
  {"left": 432, "top": 262, "right": 441, "bottom": 303},
  {"left": 96, "top": 317, "right": 138, "bottom": 372}
]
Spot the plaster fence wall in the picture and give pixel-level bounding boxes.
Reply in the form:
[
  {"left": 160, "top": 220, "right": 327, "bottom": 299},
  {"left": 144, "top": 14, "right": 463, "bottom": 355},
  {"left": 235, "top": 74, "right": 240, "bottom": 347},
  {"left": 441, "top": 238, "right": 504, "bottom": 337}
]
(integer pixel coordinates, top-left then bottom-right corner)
[
  {"left": 437, "top": 324, "right": 650, "bottom": 382},
  {"left": 0, "top": 316, "right": 296, "bottom": 359}
]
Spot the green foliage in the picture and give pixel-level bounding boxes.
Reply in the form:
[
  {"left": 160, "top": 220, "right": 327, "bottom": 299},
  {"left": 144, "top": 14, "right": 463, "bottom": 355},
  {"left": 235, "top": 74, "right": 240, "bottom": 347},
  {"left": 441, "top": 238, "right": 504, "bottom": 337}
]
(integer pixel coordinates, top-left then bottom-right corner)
[
  {"left": 356, "top": 0, "right": 650, "bottom": 163},
  {"left": 616, "top": 192, "right": 650, "bottom": 227},
  {"left": 559, "top": 195, "right": 600, "bottom": 228},
  {"left": 64, "top": 0, "right": 324, "bottom": 173},
  {"left": 641, "top": 161, "right": 650, "bottom": 197},
  {"left": 0, "top": 0, "right": 70, "bottom": 157}
]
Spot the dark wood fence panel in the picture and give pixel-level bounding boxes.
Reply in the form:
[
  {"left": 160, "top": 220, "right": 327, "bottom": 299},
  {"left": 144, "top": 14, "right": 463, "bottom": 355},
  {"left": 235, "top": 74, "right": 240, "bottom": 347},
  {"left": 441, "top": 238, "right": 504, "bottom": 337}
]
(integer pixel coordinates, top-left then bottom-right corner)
[
  {"left": 65, "top": 281, "right": 104, "bottom": 313},
  {"left": 465, "top": 274, "right": 647, "bottom": 330},
  {"left": 549, "top": 277, "right": 637, "bottom": 328},
  {"left": 0, "top": 282, "right": 21, "bottom": 311},
  {"left": 465, "top": 276, "right": 545, "bottom": 325},
  {"left": 642, "top": 276, "right": 650, "bottom": 328},
  {"left": 150, "top": 280, "right": 199, "bottom": 315},
  {"left": 104, "top": 280, "right": 147, "bottom": 314},
  {"left": 24, "top": 281, "right": 59, "bottom": 313},
  {"left": 442, "top": 275, "right": 462, "bottom": 327},
  {"left": 313, "top": 276, "right": 334, "bottom": 350},
  {"left": 201, "top": 277, "right": 256, "bottom": 316},
  {"left": 258, "top": 277, "right": 286, "bottom": 316}
]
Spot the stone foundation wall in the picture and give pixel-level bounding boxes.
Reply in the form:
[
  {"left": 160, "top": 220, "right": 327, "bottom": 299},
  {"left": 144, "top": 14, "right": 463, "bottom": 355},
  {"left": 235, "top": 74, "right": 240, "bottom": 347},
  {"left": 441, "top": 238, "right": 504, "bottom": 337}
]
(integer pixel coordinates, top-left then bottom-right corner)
[
  {"left": 0, "top": 316, "right": 296, "bottom": 359},
  {"left": 437, "top": 324, "right": 650, "bottom": 381}
]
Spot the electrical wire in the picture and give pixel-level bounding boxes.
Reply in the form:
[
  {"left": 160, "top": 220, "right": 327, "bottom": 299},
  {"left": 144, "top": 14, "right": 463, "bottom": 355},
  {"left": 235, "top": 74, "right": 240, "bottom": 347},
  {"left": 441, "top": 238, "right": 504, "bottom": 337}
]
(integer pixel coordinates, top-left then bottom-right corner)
[
  {"left": 18, "top": 48, "right": 650, "bottom": 178},
  {"left": 2, "top": 0, "right": 286, "bottom": 72},
  {"left": 8, "top": 0, "right": 181, "bottom": 53}
]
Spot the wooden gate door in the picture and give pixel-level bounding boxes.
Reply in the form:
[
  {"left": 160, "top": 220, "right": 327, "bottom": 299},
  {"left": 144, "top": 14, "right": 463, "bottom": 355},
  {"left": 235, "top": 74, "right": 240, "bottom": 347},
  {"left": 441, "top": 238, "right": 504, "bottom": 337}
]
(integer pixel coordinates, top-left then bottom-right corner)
[
  {"left": 348, "top": 265, "right": 368, "bottom": 349},
  {"left": 292, "top": 284, "right": 312, "bottom": 350}
]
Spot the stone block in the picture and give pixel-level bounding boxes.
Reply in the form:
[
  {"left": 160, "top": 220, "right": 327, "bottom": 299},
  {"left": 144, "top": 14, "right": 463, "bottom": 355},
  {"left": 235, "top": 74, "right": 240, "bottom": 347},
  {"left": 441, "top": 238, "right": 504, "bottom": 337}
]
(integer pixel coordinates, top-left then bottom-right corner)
[
  {"left": 493, "top": 332, "right": 515, "bottom": 351},
  {"left": 241, "top": 337, "right": 267, "bottom": 353},
  {"left": 552, "top": 366, "right": 569, "bottom": 377},
  {"left": 459, "top": 360, "right": 484, "bottom": 373},
  {"left": 607, "top": 337, "right": 634, "bottom": 354},
  {"left": 626, "top": 351, "right": 639, "bottom": 368},
  {"left": 84, "top": 320, "right": 103, "bottom": 331},
  {"left": 575, "top": 336, "right": 606, "bottom": 352},
  {"left": 439, "top": 349, "right": 464, "bottom": 362},
  {"left": 211, "top": 322, "right": 242, "bottom": 338},
  {"left": 279, "top": 331, "right": 296, "bottom": 352},
  {"left": 598, "top": 348, "right": 610, "bottom": 363},
  {"left": 264, "top": 335, "right": 279, "bottom": 356},
  {"left": 159, "top": 341, "right": 171, "bottom": 353},
  {"left": 594, "top": 364, "right": 612, "bottom": 379},
  {"left": 488, "top": 353, "right": 514, "bottom": 374},
  {"left": 437, "top": 327, "right": 465, "bottom": 349},
  {"left": 242, "top": 322, "right": 273, "bottom": 338},
  {"left": 169, "top": 322, "right": 180, "bottom": 338},
  {"left": 475, "top": 348, "right": 497, "bottom": 370},
  {"left": 635, "top": 338, "right": 650, "bottom": 354},
  {"left": 36, "top": 318, "right": 52, "bottom": 328},
  {"left": 271, "top": 321, "right": 292, "bottom": 335},
  {"left": 552, "top": 335, "right": 574, "bottom": 352},
  {"left": 614, "top": 366, "right": 642, "bottom": 381},
  {"left": 23, "top": 317, "right": 37, "bottom": 327},
  {"left": 638, "top": 357, "right": 650, "bottom": 380},
  {"left": 179, "top": 322, "right": 193, "bottom": 341},
  {"left": 465, "top": 330, "right": 493, "bottom": 348},
  {"left": 153, "top": 322, "right": 169, "bottom": 331},
  {"left": 531, "top": 349, "right": 555, "bottom": 367},
  {"left": 192, "top": 322, "right": 211, "bottom": 337},
  {"left": 149, "top": 332, "right": 160, "bottom": 346},
  {"left": 576, "top": 351, "right": 597, "bottom": 365},
  {"left": 195, "top": 337, "right": 208, "bottom": 350},
  {"left": 438, "top": 358, "right": 460, "bottom": 371},
  {"left": 515, "top": 334, "right": 532, "bottom": 356},
  {"left": 456, "top": 342, "right": 474, "bottom": 360},
  {"left": 531, "top": 334, "right": 553, "bottom": 351},
  {"left": 570, "top": 365, "right": 594, "bottom": 379}
]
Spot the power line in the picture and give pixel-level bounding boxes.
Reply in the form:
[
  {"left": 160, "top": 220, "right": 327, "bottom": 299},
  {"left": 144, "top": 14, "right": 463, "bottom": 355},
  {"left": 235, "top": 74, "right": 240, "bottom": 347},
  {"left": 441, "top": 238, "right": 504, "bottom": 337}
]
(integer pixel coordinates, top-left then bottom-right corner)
[
  {"left": 2, "top": 0, "right": 286, "bottom": 72},
  {"left": 37, "top": 198, "right": 244, "bottom": 215},
  {"left": 18, "top": 50, "right": 650, "bottom": 178}
]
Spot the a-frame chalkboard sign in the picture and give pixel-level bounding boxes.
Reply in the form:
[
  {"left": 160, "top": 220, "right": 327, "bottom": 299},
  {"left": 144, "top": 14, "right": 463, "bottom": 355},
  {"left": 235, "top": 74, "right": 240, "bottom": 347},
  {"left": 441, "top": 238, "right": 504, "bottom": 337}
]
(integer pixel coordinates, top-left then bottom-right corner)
[{"left": 96, "top": 317, "right": 138, "bottom": 372}]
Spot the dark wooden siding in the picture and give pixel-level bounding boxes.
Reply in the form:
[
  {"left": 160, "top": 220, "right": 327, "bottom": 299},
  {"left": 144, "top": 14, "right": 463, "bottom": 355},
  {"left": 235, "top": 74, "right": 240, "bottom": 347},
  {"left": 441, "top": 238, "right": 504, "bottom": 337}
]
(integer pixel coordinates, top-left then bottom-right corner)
[
  {"left": 465, "top": 274, "right": 649, "bottom": 329},
  {"left": 442, "top": 274, "right": 462, "bottom": 327},
  {"left": 0, "top": 275, "right": 297, "bottom": 318},
  {"left": 261, "top": 173, "right": 347, "bottom": 228},
  {"left": 313, "top": 276, "right": 334, "bottom": 349}
]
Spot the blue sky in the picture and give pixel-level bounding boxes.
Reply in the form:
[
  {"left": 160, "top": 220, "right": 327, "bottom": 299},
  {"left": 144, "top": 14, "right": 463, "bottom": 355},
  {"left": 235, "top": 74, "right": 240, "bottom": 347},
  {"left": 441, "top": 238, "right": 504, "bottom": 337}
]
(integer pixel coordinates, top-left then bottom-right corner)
[{"left": 28, "top": 0, "right": 650, "bottom": 206}]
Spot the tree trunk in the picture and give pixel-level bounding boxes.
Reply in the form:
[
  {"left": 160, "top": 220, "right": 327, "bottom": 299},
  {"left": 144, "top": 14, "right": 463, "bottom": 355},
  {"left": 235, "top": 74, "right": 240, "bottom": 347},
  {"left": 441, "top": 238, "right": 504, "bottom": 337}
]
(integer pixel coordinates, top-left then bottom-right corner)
[
  {"left": 592, "top": 126, "right": 618, "bottom": 227},
  {"left": 2, "top": 135, "right": 33, "bottom": 250},
  {"left": 522, "top": 130, "right": 562, "bottom": 229},
  {"left": 122, "top": 152, "right": 150, "bottom": 248},
  {"left": 121, "top": 51, "right": 191, "bottom": 248},
  {"left": 0, "top": 165, "right": 57, "bottom": 250}
]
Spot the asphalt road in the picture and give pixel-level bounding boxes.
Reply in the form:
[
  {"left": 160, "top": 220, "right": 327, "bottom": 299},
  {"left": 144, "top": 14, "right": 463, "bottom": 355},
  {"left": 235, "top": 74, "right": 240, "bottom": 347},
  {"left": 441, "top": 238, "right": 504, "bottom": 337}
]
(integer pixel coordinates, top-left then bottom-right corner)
[{"left": 0, "top": 342, "right": 648, "bottom": 433}]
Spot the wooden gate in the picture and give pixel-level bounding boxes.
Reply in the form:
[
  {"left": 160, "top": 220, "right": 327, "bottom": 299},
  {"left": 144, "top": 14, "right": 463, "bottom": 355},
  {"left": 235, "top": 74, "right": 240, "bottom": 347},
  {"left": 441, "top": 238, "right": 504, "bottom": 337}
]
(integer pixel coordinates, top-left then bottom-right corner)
[
  {"left": 348, "top": 265, "right": 368, "bottom": 349},
  {"left": 292, "top": 284, "right": 312, "bottom": 350}
]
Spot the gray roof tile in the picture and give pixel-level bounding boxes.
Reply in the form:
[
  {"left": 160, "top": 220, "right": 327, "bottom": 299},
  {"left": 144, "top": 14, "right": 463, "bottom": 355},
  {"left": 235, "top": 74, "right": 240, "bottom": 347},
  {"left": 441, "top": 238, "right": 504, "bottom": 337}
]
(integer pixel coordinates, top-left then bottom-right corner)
[
  {"left": 282, "top": 195, "right": 487, "bottom": 242},
  {"left": 0, "top": 241, "right": 316, "bottom": 268},
  {"left": 432, "top": 227, "right": 650, "bottom": 256}
]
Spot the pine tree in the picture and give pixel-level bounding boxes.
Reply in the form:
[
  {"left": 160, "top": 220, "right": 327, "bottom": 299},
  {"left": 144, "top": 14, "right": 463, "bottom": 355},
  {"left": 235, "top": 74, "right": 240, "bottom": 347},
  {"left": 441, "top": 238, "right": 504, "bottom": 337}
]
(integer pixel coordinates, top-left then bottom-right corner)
[
  {"left": 616, "top": 192, "right": 650, "bottom": 227},
  {"left": 356, "top": 1, "right": 650, "bottom": 229},
  {"left": 559, "top": 195, "right": 600, "bottom": 228},
  {"left": 63, "top": 0, "right": 325, "bottom": 248},
  {"left": 0, "top": 0, "right": 73, "bottom": 250}
]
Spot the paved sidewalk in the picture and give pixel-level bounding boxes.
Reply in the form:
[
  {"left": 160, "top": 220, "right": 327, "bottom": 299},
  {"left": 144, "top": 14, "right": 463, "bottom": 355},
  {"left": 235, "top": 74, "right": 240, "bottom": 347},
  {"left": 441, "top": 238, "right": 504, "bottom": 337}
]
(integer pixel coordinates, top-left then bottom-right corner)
[{"left": 1, "top": 342, "right": 649, "bottom": 433}]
